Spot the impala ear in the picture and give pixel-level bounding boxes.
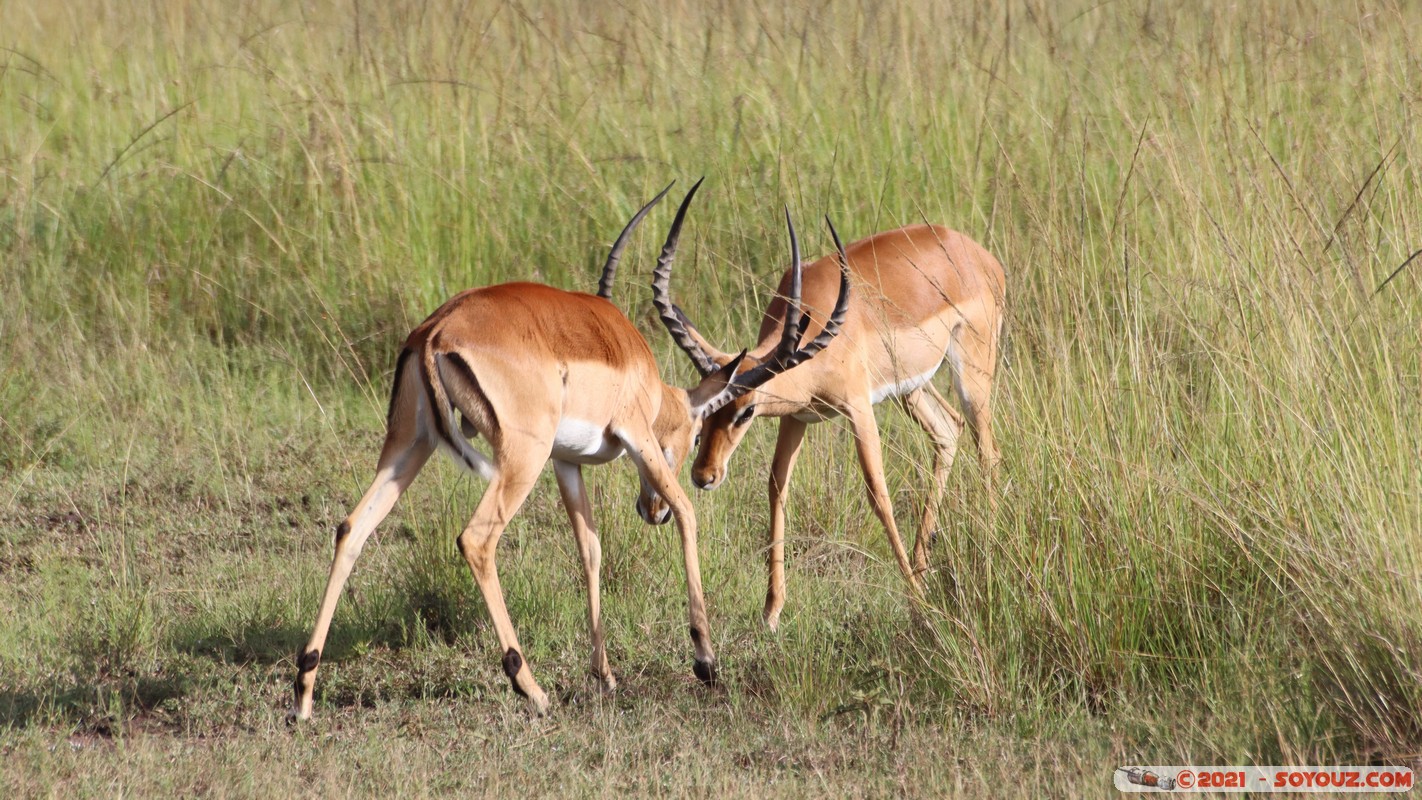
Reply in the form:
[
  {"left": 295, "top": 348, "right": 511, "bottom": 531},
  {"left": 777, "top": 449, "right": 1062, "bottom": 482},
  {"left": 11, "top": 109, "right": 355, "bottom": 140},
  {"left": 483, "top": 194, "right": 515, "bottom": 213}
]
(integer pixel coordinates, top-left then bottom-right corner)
[{"left": 687, "top": 350, "right": 748, "bottom": 417}]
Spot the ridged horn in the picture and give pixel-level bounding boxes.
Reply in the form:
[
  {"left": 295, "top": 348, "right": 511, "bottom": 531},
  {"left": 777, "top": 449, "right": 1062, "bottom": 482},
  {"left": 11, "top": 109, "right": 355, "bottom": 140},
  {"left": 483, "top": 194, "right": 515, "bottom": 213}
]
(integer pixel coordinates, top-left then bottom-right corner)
[{"left": 597, "top": 180, "right": 675, "bottom": 300}]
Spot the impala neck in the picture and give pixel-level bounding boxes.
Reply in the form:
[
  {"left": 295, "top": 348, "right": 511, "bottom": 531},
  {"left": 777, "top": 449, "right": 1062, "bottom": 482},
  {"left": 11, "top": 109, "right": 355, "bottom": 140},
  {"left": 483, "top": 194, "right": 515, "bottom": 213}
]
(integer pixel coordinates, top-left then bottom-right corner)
[{"left": 653, "top": 382, "right": 693, "bottom": 442}]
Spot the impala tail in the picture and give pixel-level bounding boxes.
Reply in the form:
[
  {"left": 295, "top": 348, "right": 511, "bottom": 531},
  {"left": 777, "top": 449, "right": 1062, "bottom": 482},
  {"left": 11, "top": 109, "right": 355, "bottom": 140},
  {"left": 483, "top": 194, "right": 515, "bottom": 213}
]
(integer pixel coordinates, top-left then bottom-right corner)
[{"left": 396, "top": 342, "right": 496, "bottom": 481}]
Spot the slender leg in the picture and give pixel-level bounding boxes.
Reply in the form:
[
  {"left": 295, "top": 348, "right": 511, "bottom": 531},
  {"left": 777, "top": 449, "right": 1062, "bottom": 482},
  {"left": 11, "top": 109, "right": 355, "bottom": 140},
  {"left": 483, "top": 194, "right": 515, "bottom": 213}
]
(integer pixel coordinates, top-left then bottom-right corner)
[
  {"left": 553, "top": 460, "right": 615, "bottom": 691},
  {"left": 763, "top": 416, "right": 808, "bottom": 631},
  {"left": 290, "top": 436, "right": 435, "bottom": 722},
  {"left": 951, "top": 320, "right": 1001, "bottom": 498},
  {"left": 898, "top": 387, "right": 965, "bottom": 576},
  {"left": 844, "top": 401, "right": 924, "bottom": 598},
  {"left": 455, "top": 446, "right": 550, "bottom": 713},
  {"left": 619, "top": 424, "right": 716, "bottom": 684}
]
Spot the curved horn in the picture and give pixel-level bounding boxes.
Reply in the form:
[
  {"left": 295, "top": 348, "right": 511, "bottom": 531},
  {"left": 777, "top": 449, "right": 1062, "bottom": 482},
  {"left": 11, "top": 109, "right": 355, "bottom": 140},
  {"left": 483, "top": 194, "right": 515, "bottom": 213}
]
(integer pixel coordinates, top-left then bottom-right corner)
[
  {"left": 723, "top": 215, "right": 852, "bottom": 396},
  {"left": 796, "top": 215, "right": 852, "bottom": 358},
  {"left": 597, "top": 181, "right": 675, "bottom": 300},
  {"left": 777, "top": 205, "right": 804, "bottom": 355},
  {"left": 651, "top": 177, "right": 719, "bottom": 377}
]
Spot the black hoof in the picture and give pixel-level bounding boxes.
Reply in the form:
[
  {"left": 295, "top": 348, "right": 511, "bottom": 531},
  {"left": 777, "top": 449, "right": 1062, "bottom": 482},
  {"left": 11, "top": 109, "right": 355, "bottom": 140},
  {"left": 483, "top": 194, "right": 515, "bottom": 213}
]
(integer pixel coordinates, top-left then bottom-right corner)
[
  {"left": 693, "top": 658, "right": 717, "bottom": 686},
  {"left": 503, "top": 648, "right": 530, "bottom": 698}
]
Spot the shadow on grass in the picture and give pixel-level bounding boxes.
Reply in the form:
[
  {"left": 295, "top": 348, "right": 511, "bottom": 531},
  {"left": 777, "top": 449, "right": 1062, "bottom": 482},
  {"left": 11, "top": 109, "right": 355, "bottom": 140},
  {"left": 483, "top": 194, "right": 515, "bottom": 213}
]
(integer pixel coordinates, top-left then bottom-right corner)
[
  {"left": 167, "top": 573, "right": 487, "bottom": 671},
  {"left": 0, "top": 675, "right": 190, "bottom": 730},
  {"left": 170, "top": 619, "right": 312, "bottom": 667}
]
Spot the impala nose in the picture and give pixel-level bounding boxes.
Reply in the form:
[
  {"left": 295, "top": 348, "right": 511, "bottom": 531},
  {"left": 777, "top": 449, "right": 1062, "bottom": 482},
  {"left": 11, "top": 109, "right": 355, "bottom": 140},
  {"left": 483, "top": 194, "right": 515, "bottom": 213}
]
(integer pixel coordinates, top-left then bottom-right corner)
[
  {"left": 637, "top": 495, "right": 674, "bottom": 525},
  {"left": 692, "top": 471, "right": 720, "bottom": 491}
]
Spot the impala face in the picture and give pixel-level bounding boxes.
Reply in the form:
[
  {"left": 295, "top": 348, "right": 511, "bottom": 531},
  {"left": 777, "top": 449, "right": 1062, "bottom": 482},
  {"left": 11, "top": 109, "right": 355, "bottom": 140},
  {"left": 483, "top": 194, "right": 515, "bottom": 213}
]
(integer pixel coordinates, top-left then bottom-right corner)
[
  {"left": 636, "top": 475, "right": 675, "bottom": 524},
  {"left": 691, "top": 382, "right": 759, "bottom": 490},
  {"left": 637, "top": 389, "right": 701, "bottom": 524},
  {"left": 650, "top": 190, "right": 852, "bottom": 496}
]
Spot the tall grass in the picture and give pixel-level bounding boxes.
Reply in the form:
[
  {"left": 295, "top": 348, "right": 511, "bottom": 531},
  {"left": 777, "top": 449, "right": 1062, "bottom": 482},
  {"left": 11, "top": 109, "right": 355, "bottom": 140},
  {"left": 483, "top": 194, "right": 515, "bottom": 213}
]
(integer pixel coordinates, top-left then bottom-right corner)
[{"left": 2, "top": 0, "right": 1420, "bottom": 793}]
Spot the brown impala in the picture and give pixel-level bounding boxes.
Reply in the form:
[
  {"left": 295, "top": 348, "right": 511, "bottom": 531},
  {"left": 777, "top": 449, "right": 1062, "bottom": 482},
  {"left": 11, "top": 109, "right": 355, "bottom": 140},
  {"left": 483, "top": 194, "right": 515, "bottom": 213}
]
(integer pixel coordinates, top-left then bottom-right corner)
[
  {"left": 654, "top": 193, "right": 1005, "bottom": 629},
  {"left": 289, "top": 181, "right": 848, "bottom": 721}
]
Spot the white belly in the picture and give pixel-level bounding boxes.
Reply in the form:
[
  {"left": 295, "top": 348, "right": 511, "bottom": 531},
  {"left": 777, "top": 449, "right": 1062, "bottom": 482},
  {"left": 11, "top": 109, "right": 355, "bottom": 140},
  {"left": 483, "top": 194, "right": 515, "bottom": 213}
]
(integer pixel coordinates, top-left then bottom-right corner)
[
  {"left": 552, "top": 418, "right": 625, "bottom": 464},
  {"left": 869, "top": 366, "right": 938, "bottom": 405}
]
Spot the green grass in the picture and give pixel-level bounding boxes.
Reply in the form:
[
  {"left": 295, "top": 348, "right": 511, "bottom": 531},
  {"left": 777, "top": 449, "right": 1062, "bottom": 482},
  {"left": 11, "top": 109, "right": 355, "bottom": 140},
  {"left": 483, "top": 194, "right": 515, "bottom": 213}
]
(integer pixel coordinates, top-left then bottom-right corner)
[{"left": 2, "top": 0, "right": 1421, "bottom": 796}]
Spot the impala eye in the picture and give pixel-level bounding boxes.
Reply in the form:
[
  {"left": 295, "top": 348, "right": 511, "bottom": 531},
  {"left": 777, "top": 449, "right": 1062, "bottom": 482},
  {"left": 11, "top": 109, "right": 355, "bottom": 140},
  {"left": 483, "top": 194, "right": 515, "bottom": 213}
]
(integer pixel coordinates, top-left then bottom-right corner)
[
  {"left": 734, "top": 406, "right": 756, "bottom": 426},
  {"left": 694, "top": 433, "right": 702, "bottom": 448}
]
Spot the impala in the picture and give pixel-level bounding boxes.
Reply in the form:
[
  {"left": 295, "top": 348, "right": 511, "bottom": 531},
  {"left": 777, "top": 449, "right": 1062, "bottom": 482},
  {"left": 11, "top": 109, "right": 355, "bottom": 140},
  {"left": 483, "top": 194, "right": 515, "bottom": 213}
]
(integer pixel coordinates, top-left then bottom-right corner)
[
  {"left": 288, "top": 181, "right": 848, "bottom": 721},
  {"left": 654, "top": 209, "right": 1005, "bottom": 629}
]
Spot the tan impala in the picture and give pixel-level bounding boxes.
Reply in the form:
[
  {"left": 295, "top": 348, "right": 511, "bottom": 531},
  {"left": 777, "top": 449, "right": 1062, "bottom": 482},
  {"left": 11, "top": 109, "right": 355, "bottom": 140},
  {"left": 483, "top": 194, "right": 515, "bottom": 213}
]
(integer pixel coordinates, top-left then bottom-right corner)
[
  {"left": 289, "top": 181, "right": 848, "bottom": 720},
  {"left": 653, "top": 200, "right": 1005, "bottom": 629}
]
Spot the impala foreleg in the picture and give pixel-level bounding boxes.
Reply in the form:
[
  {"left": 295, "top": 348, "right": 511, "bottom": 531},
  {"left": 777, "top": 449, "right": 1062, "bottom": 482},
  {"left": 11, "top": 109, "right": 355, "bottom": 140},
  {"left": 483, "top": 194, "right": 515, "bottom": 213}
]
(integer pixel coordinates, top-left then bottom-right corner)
[
  {"left": 845, "top": 402, "right": 924, "bottom": 598},
  {"left": 290, "top": 438, "right": 434, "bottom": 722},
  {"left": 553, "top": 460, "right": 615, "bottom": 691},
  {"left": 763, "top": 416, "right": 807, "bottom": 631},
  {"left": 621, "top": 426, "right": 716, "bottom": 685}
]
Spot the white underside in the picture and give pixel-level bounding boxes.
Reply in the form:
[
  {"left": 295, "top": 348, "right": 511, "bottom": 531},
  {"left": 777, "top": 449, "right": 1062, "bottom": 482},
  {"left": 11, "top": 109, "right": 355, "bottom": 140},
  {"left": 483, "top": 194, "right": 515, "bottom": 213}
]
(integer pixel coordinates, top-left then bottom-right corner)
[
  {"left": 788, "top": 367, "right": 941, "bottom": 424},
  {"left": 552, "top": 418, "right": 626, "bottom": 465},
  {"left": 869, "top": 366, "right": 939, "bottom": 405},
  {"left": 792, "top": 410, "right": 835, "bottom": 424},
  {"left": 441, "top": 418, "right": 634, "bottom": 473}
]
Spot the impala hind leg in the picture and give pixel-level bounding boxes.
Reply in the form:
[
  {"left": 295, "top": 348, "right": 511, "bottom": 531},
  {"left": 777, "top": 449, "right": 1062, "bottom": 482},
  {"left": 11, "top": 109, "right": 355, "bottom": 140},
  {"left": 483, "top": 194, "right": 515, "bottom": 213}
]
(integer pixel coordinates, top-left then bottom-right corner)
[
  {"left": 950, "top": 320, "right": 1001, "bottom": 497},
  {"left": 290, "top": 434, "right": 435, "bottom": 722},
  {"left": 620, "top": 425, "right": 716, "bottom": 685},
  {"left": 763, "top": 416, "right": 807, "bottom": 631},
  {"left": 553, "top": 460, "right": 615, "bottom": 691},
  {"left": 455, "top": 447, "right": 551, "bottom": 713},
  {"left": 845, "top": 401, "right": 924, "bottom": 598},
  {"left": 899, "top": 386, "right": 965, "bottom": 576}
]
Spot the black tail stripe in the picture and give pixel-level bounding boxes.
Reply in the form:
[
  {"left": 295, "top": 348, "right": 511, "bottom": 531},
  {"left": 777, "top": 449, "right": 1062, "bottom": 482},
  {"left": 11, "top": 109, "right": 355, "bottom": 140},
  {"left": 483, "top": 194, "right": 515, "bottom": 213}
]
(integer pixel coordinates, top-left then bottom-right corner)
[
  {"left": 386, "top": 348, "right": 413, "bottom": 427},
  {"left": 441, "top": 351, "right": 500, "bottom": 437},
  {"left": 423, "top": 352, "right": 455, "bottom": 447}
]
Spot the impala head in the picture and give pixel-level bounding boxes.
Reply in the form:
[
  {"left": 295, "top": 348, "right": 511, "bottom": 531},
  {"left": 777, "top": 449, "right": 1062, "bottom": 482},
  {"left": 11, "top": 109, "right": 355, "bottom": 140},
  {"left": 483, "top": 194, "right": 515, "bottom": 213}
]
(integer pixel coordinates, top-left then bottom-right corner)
[
  {"left": 635, "top": 385, "right": 703, "bottom": 526},
  {"left": 690, "top": 378, "right": 759, "bottom": 490},
  {"left": 598, "top": 179, "right": 742, "bottom": 525},
  {"left": 635, "top": 356, "right": 743, "bottom": 524},
  {"left": 650, "top": 179, "right": 852, "bottom": 491},
  {"left": 635, "top": 491, "right": 673, "bottom": 526}
]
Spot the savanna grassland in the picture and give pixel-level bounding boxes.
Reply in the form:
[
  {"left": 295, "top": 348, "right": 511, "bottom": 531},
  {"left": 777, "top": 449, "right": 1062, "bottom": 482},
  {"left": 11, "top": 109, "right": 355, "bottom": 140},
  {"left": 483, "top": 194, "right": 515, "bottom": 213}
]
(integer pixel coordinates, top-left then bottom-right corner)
[{"left": 2, "top": 1, "right": 1420, "bottom": 796}]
